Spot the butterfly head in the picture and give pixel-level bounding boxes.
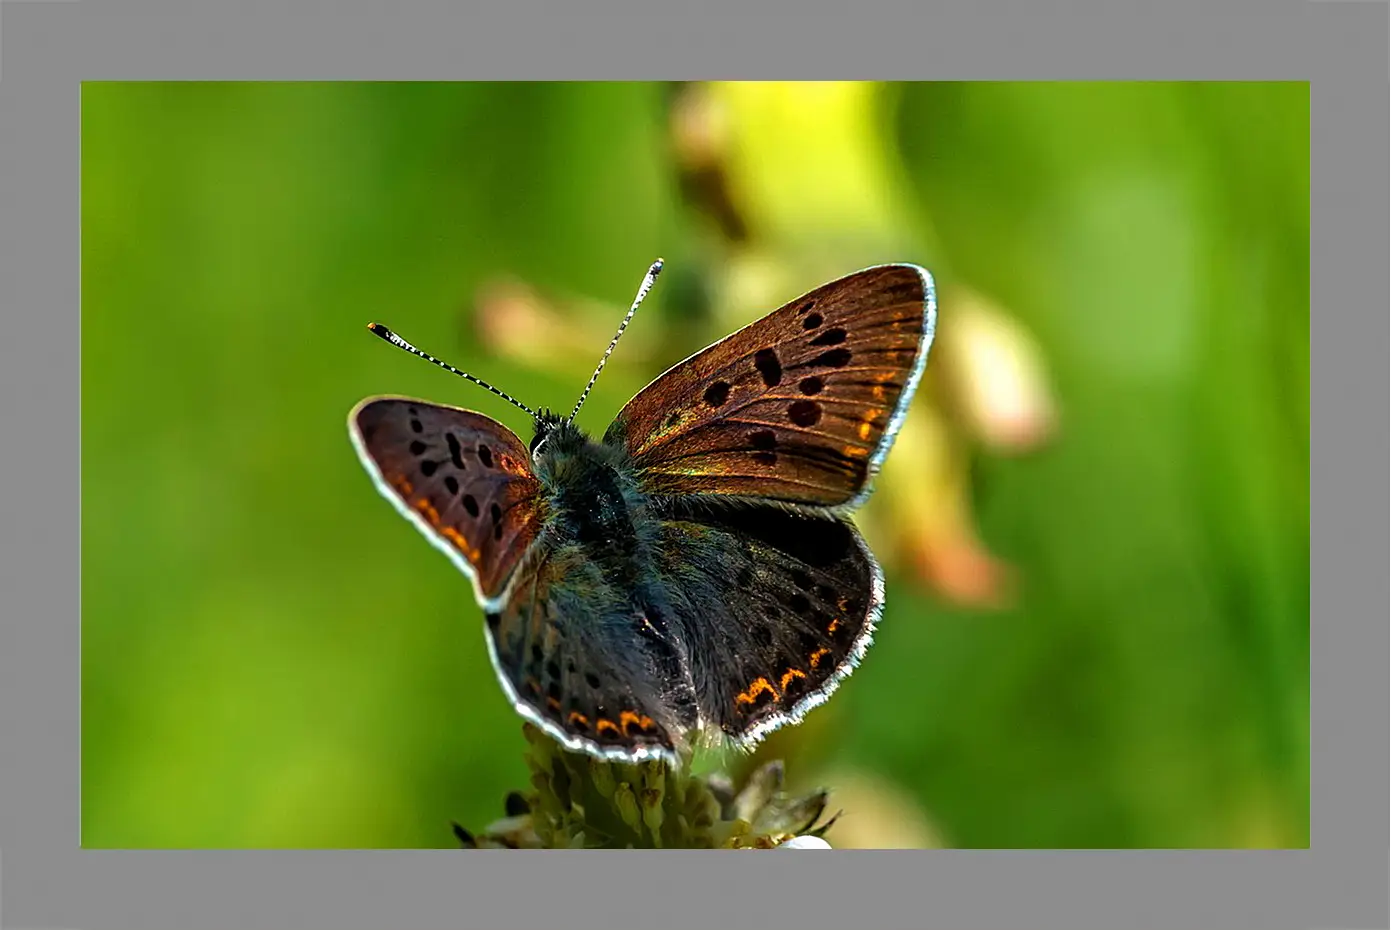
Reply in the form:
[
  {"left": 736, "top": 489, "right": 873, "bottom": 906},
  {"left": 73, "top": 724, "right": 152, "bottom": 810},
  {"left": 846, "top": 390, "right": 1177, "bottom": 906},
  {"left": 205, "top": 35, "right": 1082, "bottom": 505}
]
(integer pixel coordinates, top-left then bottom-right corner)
[{"left": 529, "top": 408, "right": 586, "bottom": 462}]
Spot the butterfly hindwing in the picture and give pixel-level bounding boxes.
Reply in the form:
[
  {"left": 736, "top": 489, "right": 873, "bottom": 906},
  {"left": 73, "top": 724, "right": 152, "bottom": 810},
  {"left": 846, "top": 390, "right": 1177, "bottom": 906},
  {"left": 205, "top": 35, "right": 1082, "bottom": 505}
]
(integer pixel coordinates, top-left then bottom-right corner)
[
  {"left": 483, "top": 540, "right": 695, "bottom": 763},
  {"left": 606, "top": 264, "right": 936, "bottom": 509},
  {"left": 349, "top": 397, "right": 542, "bottom": 604},
  {"left": 656, "top": 498, "right": 880, "bottom": 744}
]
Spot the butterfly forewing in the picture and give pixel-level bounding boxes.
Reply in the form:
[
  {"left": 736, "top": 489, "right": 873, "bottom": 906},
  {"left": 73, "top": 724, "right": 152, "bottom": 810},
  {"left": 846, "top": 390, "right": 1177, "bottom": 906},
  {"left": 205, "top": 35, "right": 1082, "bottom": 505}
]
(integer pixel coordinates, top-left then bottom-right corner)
[
  {"left": 349, "top": 397, "right": 542, "bottom": 603},
  {"left": 606, "top": 264, "right": 936, "bottom": 509}
]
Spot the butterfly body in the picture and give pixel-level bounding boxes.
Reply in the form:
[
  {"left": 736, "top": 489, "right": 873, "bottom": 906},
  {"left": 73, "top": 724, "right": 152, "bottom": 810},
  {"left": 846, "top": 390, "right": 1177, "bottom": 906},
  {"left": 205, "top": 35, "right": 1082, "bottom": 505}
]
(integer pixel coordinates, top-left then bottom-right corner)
[
  {"left": 351, "top": 263, "right": 937, "bottom": 765},
  {"left": 529, "top": 413, "right": 651, "bottom": 564}
]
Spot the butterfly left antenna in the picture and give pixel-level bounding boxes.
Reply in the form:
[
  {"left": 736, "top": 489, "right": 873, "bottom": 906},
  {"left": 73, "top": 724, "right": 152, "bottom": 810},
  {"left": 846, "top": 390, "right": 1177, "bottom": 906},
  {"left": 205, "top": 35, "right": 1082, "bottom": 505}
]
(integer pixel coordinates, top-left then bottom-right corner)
[
  {"left": 569, "top": 258, "right": 664, "bottom": 422},
  {"left": 366, "top": 323, "right": 539, "bottom": 418}
]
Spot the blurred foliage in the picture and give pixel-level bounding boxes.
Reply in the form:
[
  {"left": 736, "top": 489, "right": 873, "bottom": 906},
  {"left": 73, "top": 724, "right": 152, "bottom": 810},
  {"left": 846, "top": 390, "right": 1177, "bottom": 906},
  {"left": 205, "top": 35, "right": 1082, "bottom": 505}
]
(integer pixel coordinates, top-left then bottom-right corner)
[{"left": 81, "top": 81, "right": 1308, "bottom": 849}]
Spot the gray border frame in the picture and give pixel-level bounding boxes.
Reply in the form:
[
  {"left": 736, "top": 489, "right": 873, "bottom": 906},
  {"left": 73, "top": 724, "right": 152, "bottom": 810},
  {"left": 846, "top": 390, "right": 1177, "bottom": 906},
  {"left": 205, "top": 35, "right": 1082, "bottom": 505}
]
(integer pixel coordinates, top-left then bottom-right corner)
[{"left": 1, "top": 1, "right": 1369, "bottom": 929}]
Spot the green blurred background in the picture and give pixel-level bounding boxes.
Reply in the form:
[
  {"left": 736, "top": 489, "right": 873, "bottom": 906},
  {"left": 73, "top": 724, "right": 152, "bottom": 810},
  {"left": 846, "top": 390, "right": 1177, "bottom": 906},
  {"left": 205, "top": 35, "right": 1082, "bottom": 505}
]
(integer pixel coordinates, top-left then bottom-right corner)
[{"left": 81, "top": 81, "right": 1308, "bottom": 849}]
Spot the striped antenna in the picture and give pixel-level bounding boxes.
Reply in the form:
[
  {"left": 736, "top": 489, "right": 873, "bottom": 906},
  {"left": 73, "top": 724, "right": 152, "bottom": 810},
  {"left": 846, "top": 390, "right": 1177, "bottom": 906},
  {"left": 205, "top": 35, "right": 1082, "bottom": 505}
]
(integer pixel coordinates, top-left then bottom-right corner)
[
  {"left": 365, "top": 323, "right": 538, "bottom": 418},
  {"left": 569, "top": 258, "right": 664, "bottom": 422}
]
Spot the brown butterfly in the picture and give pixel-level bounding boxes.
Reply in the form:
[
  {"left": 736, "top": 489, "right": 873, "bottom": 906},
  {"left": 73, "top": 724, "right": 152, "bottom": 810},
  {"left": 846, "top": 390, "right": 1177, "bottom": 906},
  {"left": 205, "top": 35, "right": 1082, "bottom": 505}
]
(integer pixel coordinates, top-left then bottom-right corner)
[{"left": 349, "top": 260, "right": 937, "bottom": 765}]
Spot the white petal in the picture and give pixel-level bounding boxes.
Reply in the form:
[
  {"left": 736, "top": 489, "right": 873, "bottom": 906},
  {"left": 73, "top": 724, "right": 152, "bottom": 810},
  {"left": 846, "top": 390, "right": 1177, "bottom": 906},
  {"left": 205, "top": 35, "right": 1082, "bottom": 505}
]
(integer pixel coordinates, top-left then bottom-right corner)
[{"left": 777, "top": 835, "right": 832, "bottom": 850}]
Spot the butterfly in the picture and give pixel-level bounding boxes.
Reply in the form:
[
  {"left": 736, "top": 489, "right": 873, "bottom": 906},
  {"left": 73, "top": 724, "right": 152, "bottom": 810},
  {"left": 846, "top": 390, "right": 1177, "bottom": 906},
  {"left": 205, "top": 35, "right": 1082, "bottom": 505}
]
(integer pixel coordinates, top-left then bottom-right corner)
[{"left": 348, "top": 259, "right": 937, "bottom": 766}]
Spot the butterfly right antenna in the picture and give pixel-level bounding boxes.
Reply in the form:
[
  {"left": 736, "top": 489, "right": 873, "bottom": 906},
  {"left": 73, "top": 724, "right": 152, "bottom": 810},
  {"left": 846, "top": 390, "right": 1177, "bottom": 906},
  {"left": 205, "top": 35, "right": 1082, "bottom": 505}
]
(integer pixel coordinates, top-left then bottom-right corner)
[{"left": 569, "top": 258, "right": 664, "bottom": 422}]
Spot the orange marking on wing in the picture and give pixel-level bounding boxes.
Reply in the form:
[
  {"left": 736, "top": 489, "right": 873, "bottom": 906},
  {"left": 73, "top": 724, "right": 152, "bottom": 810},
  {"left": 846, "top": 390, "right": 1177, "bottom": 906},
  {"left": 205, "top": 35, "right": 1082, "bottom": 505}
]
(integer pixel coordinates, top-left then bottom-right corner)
[
  {"left": 546, "top": 696, "right": 562, "bottom": 711},
  {"left": 389, "top": 474, "right": 415, "bottom": 496},
  {"left": 779, "top": 668, "right": 807, "bottom": 692},
  {"left": 809, "top": 647, "right": 831, "bottom": 668},
  {"left": 438, "top": 525, "right": 482, "bottom": 562},
  {"left": 735, "top": 677, "right": 778, "bottom": 706},
  {"left": 827, "top": 618, "right": 840, "bottom": 634},
  {"left": 414, "top": 498, "right": 442, "bottom": 526},
  {"left": 568, "top": 711, "right": 590, "bottom": 728},
  {"left": 596, "top": 718, "right": 621, "bottom": 736},
  {"left": 619, "top": 710, "right": 650, "bottom": 735},
  {"left": 857, "top": 420, "right": 873, "bottom": 441}
]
